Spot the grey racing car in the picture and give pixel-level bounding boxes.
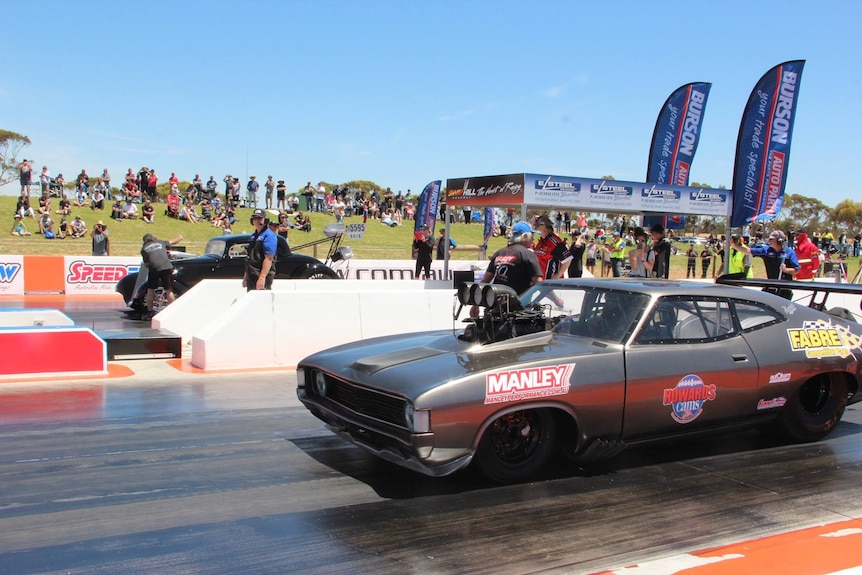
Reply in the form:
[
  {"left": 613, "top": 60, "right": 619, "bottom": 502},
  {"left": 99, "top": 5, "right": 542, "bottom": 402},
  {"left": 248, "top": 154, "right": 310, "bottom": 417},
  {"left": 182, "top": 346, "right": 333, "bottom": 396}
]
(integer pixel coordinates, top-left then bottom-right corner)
[{"left": 297, "top": 278, "right": 862, "bottom": 482}]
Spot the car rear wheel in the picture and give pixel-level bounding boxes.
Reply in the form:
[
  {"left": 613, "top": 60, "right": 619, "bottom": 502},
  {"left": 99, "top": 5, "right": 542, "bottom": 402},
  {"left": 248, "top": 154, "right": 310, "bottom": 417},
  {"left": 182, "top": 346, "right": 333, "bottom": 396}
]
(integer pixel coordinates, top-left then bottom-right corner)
[
  {"left": 775, "top": 373, "right": 848, "bottom": 442},
  {"left": 475, "top": 409, "right": 556, "bottom": 482}
]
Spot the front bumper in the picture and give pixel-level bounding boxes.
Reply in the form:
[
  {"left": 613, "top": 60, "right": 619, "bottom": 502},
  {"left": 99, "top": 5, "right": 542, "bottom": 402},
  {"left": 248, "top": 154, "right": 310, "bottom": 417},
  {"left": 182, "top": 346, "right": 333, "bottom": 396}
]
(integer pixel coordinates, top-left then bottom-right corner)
[{"left": 298, "top": 389, "right": 473, "bottom": 477}]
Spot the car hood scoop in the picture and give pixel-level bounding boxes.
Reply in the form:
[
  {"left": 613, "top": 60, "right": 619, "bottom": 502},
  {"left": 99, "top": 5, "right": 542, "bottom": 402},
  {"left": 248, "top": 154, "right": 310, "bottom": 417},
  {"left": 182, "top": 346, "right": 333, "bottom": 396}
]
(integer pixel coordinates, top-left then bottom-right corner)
[{"left": 351, "top": 346, "right": 444, "bottom": 375}]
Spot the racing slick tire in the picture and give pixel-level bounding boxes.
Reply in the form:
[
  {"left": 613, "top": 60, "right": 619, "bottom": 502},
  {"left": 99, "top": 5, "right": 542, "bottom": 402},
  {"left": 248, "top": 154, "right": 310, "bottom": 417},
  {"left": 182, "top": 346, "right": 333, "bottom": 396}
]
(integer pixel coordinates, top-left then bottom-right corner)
[
  {"left": 475, "top": 409, "right": 556, "bottom": 483},
  {"left": 775, "top": 373, "right": 848, "bottom": 443},
  {"left": 297, "top": 267, "right": 339, "bottom": 279}
]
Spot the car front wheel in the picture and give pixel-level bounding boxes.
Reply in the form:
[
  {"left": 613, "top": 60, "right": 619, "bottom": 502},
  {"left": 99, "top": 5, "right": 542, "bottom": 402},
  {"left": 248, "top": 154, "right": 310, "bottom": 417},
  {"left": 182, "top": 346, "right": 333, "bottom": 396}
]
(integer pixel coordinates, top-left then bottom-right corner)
[
  {"left": 297, "top": 267, "right": 339, "bottom": 279},
  {"left": 775, "top": 373, "right": 848, "bottom": 442},
  {"left": 475, "top": 409, "right": 556, "bottom": 482}
]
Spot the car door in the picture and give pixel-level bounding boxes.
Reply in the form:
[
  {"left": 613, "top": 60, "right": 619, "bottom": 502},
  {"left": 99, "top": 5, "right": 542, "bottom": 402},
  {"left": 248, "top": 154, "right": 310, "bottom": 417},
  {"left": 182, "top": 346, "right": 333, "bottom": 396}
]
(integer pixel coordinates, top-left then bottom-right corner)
[{"left": 622, "top": 296, "right": 760, "bottom": 441}]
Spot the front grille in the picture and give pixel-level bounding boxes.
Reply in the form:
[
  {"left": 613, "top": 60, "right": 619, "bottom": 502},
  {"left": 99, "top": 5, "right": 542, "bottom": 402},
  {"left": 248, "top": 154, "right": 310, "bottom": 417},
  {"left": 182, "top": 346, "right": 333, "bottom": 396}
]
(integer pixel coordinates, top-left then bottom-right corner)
[{"left": 314, "top": 372, "right": 408, "bottom": 429}]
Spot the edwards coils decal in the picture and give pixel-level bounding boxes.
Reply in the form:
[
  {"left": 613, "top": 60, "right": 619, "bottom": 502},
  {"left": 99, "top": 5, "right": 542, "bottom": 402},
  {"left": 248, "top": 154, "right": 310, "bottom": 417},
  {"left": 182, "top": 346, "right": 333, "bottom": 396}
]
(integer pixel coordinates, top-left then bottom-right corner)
[
  {"left": 484, "top": 364, "right": 574, "bottom": 405},
  {"left": 787, "top": 319, "right": 862, "bottom": 359},
  {"left": 662, "top": 374, "right": 716, "bottom": 424}
]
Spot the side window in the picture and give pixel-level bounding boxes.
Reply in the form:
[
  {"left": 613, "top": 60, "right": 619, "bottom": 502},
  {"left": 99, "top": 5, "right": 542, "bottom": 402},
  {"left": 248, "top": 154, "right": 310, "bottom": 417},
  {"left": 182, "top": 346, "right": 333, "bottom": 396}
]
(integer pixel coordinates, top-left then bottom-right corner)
[
  {"left": 636, "top": 297, "right": 735, "bottom": 344},
  {"left": 732, "top": 300, "right": 783, "bottom": 332}
]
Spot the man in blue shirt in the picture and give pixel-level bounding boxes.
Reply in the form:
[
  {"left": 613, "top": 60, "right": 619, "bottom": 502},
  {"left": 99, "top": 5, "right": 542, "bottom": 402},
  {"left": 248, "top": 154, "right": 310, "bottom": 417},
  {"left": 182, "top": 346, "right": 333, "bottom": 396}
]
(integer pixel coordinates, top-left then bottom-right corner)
[
  {"left": 243, "top": 208, "right": 278, "bottom": 291},
  {"left": 736, "top": 229, "right": 799, "bottom": 280}
]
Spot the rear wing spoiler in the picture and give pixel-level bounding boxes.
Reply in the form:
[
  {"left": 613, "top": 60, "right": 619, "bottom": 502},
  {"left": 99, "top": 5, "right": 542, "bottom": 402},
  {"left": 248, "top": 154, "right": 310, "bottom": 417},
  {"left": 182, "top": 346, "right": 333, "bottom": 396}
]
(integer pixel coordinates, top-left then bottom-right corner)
[{"left": 716, "top": 276, "right": 862, "bottom": 314}]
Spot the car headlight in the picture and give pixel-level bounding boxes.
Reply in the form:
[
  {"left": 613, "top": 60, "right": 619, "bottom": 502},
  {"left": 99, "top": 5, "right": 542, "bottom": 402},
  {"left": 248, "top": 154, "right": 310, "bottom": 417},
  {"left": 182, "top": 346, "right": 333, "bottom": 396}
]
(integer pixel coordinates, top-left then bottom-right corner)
[
  {"left": 404, "top": 402, "right": 431, "bottom": 433},
  {"left": 312, "top": 370, "right": 328, "bottom": 397},
  {"left": 296, "top": 368, "right": 306, "bottom": 389}
]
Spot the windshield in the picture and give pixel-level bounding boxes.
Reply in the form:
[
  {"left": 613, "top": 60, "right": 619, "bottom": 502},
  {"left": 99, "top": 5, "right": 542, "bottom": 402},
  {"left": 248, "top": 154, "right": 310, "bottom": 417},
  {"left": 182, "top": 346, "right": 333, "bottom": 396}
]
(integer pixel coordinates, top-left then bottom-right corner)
[
  {"left": 204, "top": 239, "right": 227, "bottom": 256},
  {"left": 521, "top": 284, "right": 651, "bottom": 343}
]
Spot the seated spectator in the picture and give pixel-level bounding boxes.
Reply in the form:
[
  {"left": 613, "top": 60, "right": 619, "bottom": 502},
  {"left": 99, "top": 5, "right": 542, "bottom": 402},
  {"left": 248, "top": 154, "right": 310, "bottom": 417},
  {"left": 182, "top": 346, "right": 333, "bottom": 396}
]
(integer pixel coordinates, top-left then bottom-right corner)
[
  {"left": 199, "top": 199, "right": 213, "bottom": 221},
  {"left": 111, "top": 199, "right": 124, "bottom": 220},
  {"left": 381, "top": 209, "right": 398, "bottom": 227},
  {"left": 39, "top": 212, "right": 54, "bottom": 234},
  {"left": 74, "top": 188, "right": 89, "bottom": 208},
  {"left": 10, "top": 214, "right": 31, "bottom": 236},
  {"left": 122, "top": 201, "right": 138, "bottom": 219},
  {"left": 38, "top": 197, "right": 51, "bottom": 216},
  {"left": 179, "top": 204, "right": 200, "bottom": 223},
  {"left": 91, "top": 188, "right": 106, "bottom": 210},
  {"left": 16, "top": 193, "right": 36, "bottom": 219},
  {"left": 124, "top": 180, "right": 141, "bottom": 203},
  {"left": 294, "top": 212, "right": 311, "bottom": 232},
  {"left": 142, "top": 199, "right": 155, "bottom": 223},
  {"left": 404, "top": 203, "right": 415, "bottom": 220},
  {"left": 212, "top": 207, "right": 227, "bottom": 228},
  {"left": 56, "top": 198, "right": 71, "bottom": 216},
  {"left": 70, "top": 215, "right": 87, "bottom": 238},
  {"left": 57, "top": 217, "right": 69, "bottom": 239},
  {"left": 288, "top": 193, "right": 299, "bottom": 213}
]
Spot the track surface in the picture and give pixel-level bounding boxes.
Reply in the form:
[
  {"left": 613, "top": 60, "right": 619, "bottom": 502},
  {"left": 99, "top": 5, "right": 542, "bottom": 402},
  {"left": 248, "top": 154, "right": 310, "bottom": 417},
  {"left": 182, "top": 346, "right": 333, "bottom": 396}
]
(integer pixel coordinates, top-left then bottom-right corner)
[{"left": 0, "top": 306, "right": 861, "bottom": 573}]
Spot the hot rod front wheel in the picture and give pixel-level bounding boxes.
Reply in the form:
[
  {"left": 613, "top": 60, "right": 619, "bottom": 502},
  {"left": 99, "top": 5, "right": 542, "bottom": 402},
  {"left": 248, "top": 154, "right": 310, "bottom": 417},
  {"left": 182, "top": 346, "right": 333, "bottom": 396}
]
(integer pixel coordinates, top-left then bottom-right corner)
[{"left": 475, "top": 409, "right": 556, "bottom": 483}]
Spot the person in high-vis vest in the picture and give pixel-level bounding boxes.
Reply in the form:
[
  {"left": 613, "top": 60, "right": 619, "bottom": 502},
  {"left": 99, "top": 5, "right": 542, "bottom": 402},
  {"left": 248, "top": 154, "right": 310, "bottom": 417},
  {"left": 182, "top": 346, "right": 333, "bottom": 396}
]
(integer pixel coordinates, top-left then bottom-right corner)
[
  {"left": 604, "top": 230, "right": 626, "bottom": 277},
  {"left": 724, "top": 234, "right": 753, "bottom": 279}
]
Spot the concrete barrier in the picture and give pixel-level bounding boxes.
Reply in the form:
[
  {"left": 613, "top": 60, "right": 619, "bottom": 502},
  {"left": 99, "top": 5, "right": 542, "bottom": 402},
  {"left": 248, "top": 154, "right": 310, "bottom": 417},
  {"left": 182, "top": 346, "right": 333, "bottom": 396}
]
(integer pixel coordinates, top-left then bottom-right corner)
[
  {"left": 154, "top": 279, "right": 455, "bottom": 343},
  {"left": 190, "top": 287, "right": 464, "bottom": 370},
  {"left": 0, "top": 308, "right": 75, "bottom": 327}
]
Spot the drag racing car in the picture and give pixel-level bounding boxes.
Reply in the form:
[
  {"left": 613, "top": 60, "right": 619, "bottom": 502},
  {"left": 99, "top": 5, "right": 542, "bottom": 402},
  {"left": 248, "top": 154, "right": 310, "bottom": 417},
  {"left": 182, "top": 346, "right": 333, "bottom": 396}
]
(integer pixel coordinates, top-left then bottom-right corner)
[
  {"left": 117, "top": 223, "right": 352, "bottom": 312},
  {"left": 297, "top": 278, "right": 862, "bottom": 482}
]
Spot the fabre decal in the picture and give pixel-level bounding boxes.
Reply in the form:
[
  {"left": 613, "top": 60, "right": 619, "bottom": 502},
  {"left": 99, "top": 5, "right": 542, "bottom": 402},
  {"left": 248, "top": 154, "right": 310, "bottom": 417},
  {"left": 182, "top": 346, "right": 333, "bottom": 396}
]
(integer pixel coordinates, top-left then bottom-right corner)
[
  {"left": 787, "top": 319, "right": 862, "bottom": 359},
  {"left": 485, "top": 363, "right": 574, "bottom": 405},
  {"left": 662, "top": 374, "right": 716, "bottom": 424}
]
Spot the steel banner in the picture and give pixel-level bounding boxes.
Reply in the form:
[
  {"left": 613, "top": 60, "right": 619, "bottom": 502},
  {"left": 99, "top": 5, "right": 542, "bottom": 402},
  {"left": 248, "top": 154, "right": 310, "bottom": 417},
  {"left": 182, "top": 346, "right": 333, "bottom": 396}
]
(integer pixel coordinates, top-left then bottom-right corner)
[
  {"left": 731, "top": 60, "right": 805, "bottom": 227},
  {"left": 414, "top": 180, "right": 441, "bottom": 234},
  {"left": 645, "top": 82, "right": 712, "bottom": 231}
]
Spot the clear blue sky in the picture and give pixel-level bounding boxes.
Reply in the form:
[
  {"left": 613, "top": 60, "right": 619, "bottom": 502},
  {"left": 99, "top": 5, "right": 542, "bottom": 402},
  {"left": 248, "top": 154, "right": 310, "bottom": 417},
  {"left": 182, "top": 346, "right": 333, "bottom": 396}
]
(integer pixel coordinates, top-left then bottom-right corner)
[{"left": 3, "top": 0, "right": 860, "bottom": 208}]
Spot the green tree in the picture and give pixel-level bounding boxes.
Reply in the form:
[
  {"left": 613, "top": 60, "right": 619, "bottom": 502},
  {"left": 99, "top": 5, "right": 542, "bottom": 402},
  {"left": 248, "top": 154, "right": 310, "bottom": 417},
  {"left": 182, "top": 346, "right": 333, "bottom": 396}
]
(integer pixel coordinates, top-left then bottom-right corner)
[
  {"left": 830, "top": 199, "right": 862, "bottom": 233},
  {"left": 781, "top": 193, "right": 829, "bottom": 231},
  {"left": 0, "top": 129, "right": 32, "bottom": 187}
]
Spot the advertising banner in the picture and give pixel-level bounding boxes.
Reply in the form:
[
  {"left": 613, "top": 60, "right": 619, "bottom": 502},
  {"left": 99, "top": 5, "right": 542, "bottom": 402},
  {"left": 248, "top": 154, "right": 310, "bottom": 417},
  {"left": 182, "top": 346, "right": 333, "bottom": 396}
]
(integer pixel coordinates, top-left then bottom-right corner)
[
  {"left": 645, "top": 82, "right": 712, "bottom": 231},
  {"left": 731, "top": 60, "right": 805, "bottom": 227},
  {"left": 0, "top": 255, "right": 25, "bottom": 295},
  {"left": 414, "top": 180, "right": 441, "bottom": 234},
  {"left": 64, "top": 256, "right": 141, "bottom": 295},
  {"left": 445, "top": 174, "right": 525, "bottom": 206},
  {"left": 336, "top": 259, "right": 484, "bottom": 281}
]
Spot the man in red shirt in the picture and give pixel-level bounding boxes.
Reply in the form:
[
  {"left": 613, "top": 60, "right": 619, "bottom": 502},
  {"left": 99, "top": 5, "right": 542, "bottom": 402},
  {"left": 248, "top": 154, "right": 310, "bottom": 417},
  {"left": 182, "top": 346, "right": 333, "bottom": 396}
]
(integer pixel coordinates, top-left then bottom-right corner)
[
  {"left": 533, "top": 216, "right": 573, "bottom": 280},
  {"left": 794, "top": 229, "right": 821, "bottom": 281}
]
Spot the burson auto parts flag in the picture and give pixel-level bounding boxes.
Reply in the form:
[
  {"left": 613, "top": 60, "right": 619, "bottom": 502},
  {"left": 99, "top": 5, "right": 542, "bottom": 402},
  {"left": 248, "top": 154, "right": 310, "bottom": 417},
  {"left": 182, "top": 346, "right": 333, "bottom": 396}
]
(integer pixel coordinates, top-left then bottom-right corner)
[
  {"left": 731, "top": 60, "right": 805, "bottom": 227},
  {"left": 414, "top": 180, "right": 441, "bottom": 234},
  {"left": 645, "top": 82, "right": 711, "bottom": 230}
]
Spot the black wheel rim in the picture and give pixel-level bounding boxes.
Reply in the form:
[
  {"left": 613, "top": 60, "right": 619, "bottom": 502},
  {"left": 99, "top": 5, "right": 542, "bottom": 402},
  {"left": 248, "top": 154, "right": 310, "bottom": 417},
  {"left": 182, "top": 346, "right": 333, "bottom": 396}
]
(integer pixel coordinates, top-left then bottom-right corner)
[
  {"left": 488, "top": 411, "right": 543, "bottom": 465},
  {"left": 799, "top": 378, "right": 830, "bottom": 414}
]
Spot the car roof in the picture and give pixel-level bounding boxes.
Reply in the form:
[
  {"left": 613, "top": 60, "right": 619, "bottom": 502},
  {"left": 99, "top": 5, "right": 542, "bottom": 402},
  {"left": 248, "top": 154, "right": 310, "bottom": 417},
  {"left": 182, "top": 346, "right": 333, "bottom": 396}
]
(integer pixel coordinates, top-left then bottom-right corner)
[{"left": 538, "top": 278, "right": 781, "bottom": 305}]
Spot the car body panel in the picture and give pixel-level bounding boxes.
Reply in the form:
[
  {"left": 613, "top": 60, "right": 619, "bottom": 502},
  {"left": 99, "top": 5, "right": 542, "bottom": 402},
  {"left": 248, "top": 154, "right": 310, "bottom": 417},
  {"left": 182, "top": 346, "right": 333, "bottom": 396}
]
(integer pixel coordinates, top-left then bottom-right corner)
[{"left": 297, "top": 278, "right": 862, "bottom": 480}]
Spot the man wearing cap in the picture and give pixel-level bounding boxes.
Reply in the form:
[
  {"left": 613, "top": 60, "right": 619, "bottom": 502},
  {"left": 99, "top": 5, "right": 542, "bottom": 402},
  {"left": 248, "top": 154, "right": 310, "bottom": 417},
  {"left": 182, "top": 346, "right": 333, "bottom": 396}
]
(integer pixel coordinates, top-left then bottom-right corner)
[
  {"left": 723, "top": 235, "right": 753, "bottom": 280},
  {"left": 603, "top": 230, "right": 626, "bottom": 277},
  {"left": 534, "top": 216, "right": 572, "bottom": 280},
  {"left": 244, "top": 208, "right": 277, "bottom": 291},
  {"left": 735, "top": 229, "right": 799, "bottom": 281},
  {"left": 479, "top": 221, "right": 542, "bottom": 295},
  {"left": 264, "top": 176, "right": 275, "bottom": 209},
  {"left": 246, "top": 176, "right": 259, "bottom": 208},
  {"left": 141, "top": 232, "right": 184, "bottom": 320}
]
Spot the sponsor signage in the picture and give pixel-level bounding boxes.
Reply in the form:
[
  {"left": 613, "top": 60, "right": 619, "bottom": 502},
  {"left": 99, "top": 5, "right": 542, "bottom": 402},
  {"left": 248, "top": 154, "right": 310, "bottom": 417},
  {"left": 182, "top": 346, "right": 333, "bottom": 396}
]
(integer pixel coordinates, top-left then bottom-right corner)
[
  {"left": 485, "top": 363, "right": 574, "bottom": 404},
  {"left": 64, "top": 257, "right": 141, "bottom": 295},
  {"left": 0, "top": 256, "right": 25, "bottom": 295}
]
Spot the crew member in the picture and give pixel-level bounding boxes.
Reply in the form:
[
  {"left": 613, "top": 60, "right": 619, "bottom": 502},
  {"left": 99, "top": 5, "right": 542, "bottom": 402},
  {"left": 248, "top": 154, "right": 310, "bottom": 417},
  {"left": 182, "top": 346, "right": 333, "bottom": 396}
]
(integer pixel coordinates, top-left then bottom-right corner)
[
  {"left": 650, "top": 224, "right": 673, "bottom": 279},
  {"left": 141, "top": 232, "right": 183, "bottom": 320},
  {"left": 477, "top": 220, "right": 542, "bottom": 298},
  {"left": 413, "top": 225, "right": 434, "bottom": 279},
  {"left": 734, "top": 229, "right": 799, "bottom": 299},
  {"left": 723, "top": 234, "right": 753, "bottom": 279},
  {"left": 534, "top": 216, "right": 572, "bottom": 280},
  {"left": 794, "top": 229, "right": 821, "bottom": 281},
  {"left": 244, "top": 208, "right": 277, "bottom": 291}
]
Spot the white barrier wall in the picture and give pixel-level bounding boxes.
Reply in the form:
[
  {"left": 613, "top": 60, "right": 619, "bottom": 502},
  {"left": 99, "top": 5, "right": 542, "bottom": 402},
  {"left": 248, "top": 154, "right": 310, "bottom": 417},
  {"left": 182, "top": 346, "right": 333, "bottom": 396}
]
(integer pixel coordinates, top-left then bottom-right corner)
[
  {"left": 155, "top": 279, "right": 456, "bottom": 343},
  {"left": 190, "top": 288, "right": 464, "bottom": 370}
]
